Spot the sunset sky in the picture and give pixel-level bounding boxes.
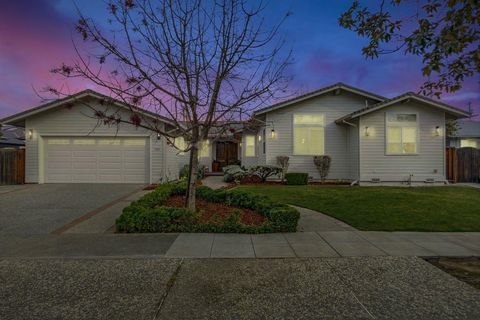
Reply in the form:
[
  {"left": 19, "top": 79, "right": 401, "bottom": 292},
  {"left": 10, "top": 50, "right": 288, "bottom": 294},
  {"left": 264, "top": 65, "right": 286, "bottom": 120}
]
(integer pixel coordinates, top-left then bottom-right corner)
[{"left": 1, "top": 0, "right": 479, "bottom": 119}]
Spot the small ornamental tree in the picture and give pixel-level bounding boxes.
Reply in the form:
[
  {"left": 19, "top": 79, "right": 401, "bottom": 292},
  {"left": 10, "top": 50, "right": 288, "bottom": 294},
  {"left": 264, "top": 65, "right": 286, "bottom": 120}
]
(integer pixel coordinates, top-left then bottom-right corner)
[
  {"left": 49, "top": 0, "right": 292, "bottom": 211},
  {"left": 249, "top": 165, "right": 282, "bottom": 182},
  {"left": 313, "top": 155, "right": 331, "bottom": 182},
  {"left": 276, "top": 156, "right": 289, "bottom": 182}
]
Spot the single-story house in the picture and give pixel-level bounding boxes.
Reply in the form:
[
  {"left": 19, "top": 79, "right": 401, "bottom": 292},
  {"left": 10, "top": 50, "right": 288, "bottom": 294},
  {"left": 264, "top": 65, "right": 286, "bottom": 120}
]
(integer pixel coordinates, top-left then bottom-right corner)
[
  {"left": 0, "top": 83, "right": 469, "bottom": 184},
  {"left": 0, "top": 125, "right": 25, "bottom": 149},
  {"left": 447, "top": 119, "right": 480, "bottom": 148}
]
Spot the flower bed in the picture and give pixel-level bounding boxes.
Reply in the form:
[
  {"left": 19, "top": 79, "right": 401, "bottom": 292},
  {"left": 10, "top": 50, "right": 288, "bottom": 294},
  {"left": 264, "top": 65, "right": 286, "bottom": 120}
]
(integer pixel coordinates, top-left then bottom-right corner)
[{"left": 116, "top": 182, "right": 300, "bottom": 233}]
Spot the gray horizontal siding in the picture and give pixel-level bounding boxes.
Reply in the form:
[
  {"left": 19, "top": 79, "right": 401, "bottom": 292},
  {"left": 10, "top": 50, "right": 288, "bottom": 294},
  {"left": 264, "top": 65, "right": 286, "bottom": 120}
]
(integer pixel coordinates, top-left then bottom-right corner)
[
  {"left": 25, "top": 100, "right": 168, "bottom": 183},
  {"left": 264, "top": 91, "right": 374, "bottom": 180},
  {"left": 359, "top": 101, "right": 446, "bottom": 182}
]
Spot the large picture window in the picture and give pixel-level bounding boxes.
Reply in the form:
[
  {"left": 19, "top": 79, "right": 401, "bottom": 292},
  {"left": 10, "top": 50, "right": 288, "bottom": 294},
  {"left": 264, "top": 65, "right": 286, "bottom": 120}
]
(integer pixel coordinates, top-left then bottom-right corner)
[
  {"left": 386, "top": 113, "right": 418, "bottom": 154},
  {"left": 293, "top": 114, "right": 325, "bottom": 155},
  {"left": 245, "top": 135, "right": 255, "bottom": 157}
]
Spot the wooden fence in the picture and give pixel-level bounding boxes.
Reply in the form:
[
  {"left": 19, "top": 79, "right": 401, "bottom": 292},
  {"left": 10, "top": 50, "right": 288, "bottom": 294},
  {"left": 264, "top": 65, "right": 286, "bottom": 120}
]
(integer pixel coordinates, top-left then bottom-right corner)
[
  {"left": 0, "top": 149, "right": 25, "bottom": 185},
  {"left": 446, "top": 147, "right": 480, "bottom": 183}
]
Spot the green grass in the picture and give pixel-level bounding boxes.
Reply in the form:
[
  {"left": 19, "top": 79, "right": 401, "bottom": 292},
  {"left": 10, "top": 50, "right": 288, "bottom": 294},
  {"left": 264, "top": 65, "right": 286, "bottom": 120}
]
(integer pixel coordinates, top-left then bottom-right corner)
[{"left": 235, "top": 185, "right": 480, "bottom": 231}]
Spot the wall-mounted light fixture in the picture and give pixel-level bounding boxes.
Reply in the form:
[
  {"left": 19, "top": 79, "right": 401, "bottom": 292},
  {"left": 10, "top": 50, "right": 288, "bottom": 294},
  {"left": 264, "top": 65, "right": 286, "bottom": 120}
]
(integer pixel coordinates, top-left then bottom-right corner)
[
  {"left": 28, "top": 129, "right": 33, "bottom": 140},
  {"left": 156, "top": 132, "right": 161, "bottom": 140},
  {"left": 435, "top": 126, "right": 441, "bottom": 136},
  {"left": 258, "top": 135, "right": 262, "bottom": 142},
  {"left": 270, "top": 129, "right": 277, "bottom": 139},
  {"left": 364, "top": 126, "right": 370, "bottom": 137}
]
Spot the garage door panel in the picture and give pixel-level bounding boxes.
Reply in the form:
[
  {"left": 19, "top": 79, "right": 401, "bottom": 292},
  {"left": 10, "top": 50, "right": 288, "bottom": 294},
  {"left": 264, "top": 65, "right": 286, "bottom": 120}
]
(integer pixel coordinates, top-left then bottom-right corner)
[
  {"left": 98, "top": 162, "right": 122, "bottom": 169},
  {"left": 45, "top": 137, "right": 148, "bottom": 183},
  {"left": 73, "top": 150, "right": 97, "bottom": 157},
  {"left": 47, "top": 174, "right": 73, "bottom": 183},
  {"left": 73, "top": 162, "right": 97, "bottom": 169},
  {"left": 48, "top": 150, "right": 72, "bottom": 157},
  {"left": 99, "top": 151, "right": 122, "bottom": 157},
  {"left": 47, "top": 162, "right": 72, "bottom": 169}
]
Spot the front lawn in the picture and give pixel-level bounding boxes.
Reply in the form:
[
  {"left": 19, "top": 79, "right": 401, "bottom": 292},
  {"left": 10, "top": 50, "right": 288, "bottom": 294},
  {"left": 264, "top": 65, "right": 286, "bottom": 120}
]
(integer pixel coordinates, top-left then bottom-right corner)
[{"left": 235, "top": 185, "right": 480, "bottom": 231}]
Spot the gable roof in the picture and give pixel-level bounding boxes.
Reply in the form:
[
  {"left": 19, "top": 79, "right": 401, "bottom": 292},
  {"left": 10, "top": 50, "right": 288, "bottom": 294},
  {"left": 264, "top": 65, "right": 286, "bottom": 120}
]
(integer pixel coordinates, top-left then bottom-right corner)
[
  {"left": 335, "top": 92, "right": 470, "bottom": 124},
  {"left": 253, "top": 82, "right": 386, "bottom": 116},
  {"left": 0, "top": 89, "right": 172, "bottom": 127}
]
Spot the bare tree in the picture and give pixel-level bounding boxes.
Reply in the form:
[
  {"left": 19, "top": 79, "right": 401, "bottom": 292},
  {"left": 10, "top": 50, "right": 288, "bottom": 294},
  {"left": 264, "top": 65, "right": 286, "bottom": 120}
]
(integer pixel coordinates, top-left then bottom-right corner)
[{"left": 50, "top": 0, "right": 291, "bottom": 210}]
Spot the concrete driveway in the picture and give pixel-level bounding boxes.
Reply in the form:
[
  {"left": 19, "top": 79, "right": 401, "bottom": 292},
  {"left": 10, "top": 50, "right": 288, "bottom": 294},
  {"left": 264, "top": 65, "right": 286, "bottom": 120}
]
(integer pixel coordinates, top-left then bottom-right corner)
[{"left": 0, "top": 184, "right": 142, "bottom": 235}]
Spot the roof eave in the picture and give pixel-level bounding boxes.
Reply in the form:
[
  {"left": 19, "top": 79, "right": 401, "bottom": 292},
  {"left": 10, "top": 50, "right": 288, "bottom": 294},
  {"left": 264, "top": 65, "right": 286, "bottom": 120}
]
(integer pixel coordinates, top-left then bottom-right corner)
[
  {"left": 254, "top": 83, "right": 385, "bottom": 116},
  {"left": 336, "top": 95, "right": 470, "bottom": 123},
  {"left": 0, "top": 90, "right": 174, "bottom": 126}
]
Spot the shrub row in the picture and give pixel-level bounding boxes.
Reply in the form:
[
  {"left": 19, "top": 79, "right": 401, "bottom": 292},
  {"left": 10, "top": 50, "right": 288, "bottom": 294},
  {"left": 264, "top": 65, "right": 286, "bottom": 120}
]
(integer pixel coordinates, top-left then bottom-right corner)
[
  {"left": 116, "top": 183, "right": 300, "bottom": 233},
  {"left": 285, "top": 172, "right": 309, "bottom": 185}
]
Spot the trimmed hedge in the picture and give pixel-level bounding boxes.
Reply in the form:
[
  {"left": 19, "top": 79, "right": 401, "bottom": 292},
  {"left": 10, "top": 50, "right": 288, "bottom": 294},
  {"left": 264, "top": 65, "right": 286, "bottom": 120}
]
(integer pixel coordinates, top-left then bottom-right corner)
[
  {"left": 285, "top": 172, "right": 309, "bottom": 185},
  {"left": 116, "top": 182, "right": 300, "bottom": 233}
]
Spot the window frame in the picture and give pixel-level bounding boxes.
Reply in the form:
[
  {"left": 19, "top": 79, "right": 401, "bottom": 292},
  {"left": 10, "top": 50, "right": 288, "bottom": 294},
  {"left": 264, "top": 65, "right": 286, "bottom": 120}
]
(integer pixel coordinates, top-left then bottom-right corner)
[
  {"left": 262, "top": 129, "right": 266, "bottom": 154},
  {"left": 245, "top": 135, "right": 256, "bottom": 157},
  {"left": 292, "top": 113, "right": 325, "bottom": 156},
  {"left": 385, "top": 112, "right": 420, "bottom": 155}
]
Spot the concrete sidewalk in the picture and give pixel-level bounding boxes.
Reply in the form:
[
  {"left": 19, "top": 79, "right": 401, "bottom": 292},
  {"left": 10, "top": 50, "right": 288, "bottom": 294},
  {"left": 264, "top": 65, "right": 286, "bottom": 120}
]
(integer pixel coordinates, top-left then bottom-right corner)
[
  {"left": 2, "top": 231, "right": 478, "bottom": 259},
  {"left": 165, "top": 231, "right": 480, "bottom": 258},
  {"left": 1, "top": 257, "right": 479, "bottom": 320}
]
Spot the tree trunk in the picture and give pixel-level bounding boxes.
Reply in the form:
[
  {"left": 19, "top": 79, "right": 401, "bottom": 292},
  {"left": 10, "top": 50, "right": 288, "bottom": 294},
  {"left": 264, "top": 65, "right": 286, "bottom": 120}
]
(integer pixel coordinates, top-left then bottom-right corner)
[{"left": 185, "top": 145, "right": 199, "bottom": 211}]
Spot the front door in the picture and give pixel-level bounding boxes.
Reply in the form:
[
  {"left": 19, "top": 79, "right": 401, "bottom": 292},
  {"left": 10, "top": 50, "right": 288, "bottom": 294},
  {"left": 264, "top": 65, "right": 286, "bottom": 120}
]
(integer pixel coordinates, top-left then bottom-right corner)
[{"left": 215, "top": 142, "right": 238, "bottom": 171}]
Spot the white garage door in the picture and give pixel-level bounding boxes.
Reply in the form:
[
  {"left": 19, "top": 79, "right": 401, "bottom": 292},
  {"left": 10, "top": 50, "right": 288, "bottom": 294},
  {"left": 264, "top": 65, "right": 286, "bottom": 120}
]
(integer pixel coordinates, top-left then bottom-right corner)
[{"left": 45, "top": 137, "right": 148, "bottom": 183}]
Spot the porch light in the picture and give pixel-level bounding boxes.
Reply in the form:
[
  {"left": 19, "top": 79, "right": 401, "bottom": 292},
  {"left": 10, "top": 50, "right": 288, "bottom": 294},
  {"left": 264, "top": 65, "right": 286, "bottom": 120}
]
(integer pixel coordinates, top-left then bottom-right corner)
[
  {"left": 156, "top": 132, "right": 161, "bottom": 140},
  {"left": 28, "top": 129, "right": 33, "bottom": 140},
  {"left": 364, "top": 126, "right": 370, "bottom": 137},
  {"left": 258, "top": 135, "right": 262, "bottom": 142},
  {"left": 270, "top": 129, "right": 277, "bottom": 139},
  {"left": 435, "top": 126, "right": 441, "bottom": 136}
]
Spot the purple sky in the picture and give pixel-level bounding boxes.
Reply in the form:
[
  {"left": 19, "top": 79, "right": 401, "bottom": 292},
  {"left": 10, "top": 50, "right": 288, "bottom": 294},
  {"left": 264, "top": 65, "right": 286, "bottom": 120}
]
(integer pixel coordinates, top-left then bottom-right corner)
[{"left": 0, "top": 0, "right": 479, "bottom": 119}]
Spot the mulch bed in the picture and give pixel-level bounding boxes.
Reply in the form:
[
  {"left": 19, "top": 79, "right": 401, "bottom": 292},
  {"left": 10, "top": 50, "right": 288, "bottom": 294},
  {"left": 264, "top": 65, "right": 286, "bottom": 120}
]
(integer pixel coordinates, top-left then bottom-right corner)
[
  {"left": 164, "top": 195, "right": 266, "bottom": 226},
  {"left": 425, "top": 257, "right": 480, "bottom": 290}
]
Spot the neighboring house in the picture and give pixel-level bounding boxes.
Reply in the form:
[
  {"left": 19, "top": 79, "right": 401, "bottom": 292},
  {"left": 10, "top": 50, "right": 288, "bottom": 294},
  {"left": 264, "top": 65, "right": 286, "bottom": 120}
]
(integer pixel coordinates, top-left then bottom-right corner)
[
  {"left": 447, "top": 119, "right": 480, "bottom": 148},
  {"left": 0, "top": 83, "right": 469, "bottom": 184},
  {"left": 0, "top": 125, "right": 25, "bottom": 149}
]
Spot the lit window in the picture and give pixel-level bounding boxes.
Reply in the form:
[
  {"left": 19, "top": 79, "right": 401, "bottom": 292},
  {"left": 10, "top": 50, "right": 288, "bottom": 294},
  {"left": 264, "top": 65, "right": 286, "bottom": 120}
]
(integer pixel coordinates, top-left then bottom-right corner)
[
  {"left": 123, "top": 139, "right": 146, "bottom": 146},
  {"left": 47, "top": 139, "right": 70, "bottom": 145},
  {"left": 174, "top": 136, "right": 187, "bottom": 154},
  {"left": 199, "top": 140, "right": 210, "bottom": 158},
  {"left": 386, "top": 113, "right": 418, "bottom": 154},
  {"left": 293, "top": 114, "right": 325, "bottom": 155},
  {"left": 460, "top": 139, "right": 479, "bottom": 148},
  {"left": 98, "top": 139, "right": 121, "bottom": 145},
  {"left": 73, "top": 139, "right": 95, "bottom": 145},
  {"left": 245, "top": 135, "right": 255, "bottom": 157}
]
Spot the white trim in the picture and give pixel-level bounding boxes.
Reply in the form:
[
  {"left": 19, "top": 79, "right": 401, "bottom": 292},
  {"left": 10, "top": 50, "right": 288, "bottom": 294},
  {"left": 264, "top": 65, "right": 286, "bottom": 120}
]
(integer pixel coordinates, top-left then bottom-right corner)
[
  {"left": 41, "top": 135, "right": 150, "bottom": 184},
  {"left": 292, "top": 113, "right": 325, "bottom": 156},
  {"left": 254, "top": 84, "right": 384, "bottom": 116},
  {"left": 384, "top": 112, "right": 420, "bottom": 155},
  {"left": 1, "top": 91, "right": 173, "bottom": 126},
  {"left": 244, "top": 135, "right": 256, "bottom": 157},
  {"left": 351, "top": 95, "right": 469, "bottom": 119}
]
